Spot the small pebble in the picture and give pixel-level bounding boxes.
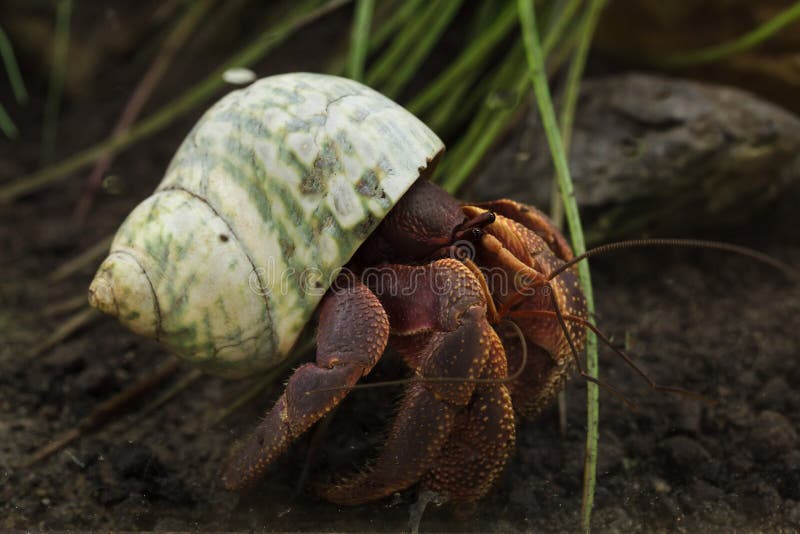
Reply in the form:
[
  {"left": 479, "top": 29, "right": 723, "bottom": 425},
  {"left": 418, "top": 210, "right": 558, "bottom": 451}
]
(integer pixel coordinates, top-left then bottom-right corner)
[
  {"left": 749, "top": 410, "right": 798, "bottom": 461},
  {"left": 222, "top": 68, "right": 256, "bottom": 85},
  {"left": 755, "top": 376, "right": 789, "bottom": 410},
  {"left": 659, "top": 435, "right": 712, "bottom": 477}
]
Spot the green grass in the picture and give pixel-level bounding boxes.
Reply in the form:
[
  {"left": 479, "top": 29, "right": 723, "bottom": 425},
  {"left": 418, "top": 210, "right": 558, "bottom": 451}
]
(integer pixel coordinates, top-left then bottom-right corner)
[
  {"left": 347, "top": 0, "right": 374, "bottom": 80},
  {"left": 41, "top": 0, "right": 72, "bottom": 163},
  {"left": 0, "top": 24, "right": 28, "bottom": 139},
  {"left": 516, "top": 1, "right": 604, "bottom": 531},
  {"left": 656, "top": 1, "right": 800, "bottom": 67}
]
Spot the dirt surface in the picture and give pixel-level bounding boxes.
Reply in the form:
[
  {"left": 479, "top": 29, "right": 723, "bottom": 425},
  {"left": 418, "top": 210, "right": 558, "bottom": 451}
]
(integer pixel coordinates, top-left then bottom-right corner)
[
  {"left": 2, "top": 5, "right": 800, "bottom": 532},
  {"left": 3, "top": 163, "right": 800, "bottom": 532}
]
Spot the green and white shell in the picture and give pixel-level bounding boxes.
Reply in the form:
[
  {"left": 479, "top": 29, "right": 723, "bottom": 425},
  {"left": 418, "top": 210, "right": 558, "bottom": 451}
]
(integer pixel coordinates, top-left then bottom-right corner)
[{"left": 88, "top": 72, "right": 443, "bottom": 377}]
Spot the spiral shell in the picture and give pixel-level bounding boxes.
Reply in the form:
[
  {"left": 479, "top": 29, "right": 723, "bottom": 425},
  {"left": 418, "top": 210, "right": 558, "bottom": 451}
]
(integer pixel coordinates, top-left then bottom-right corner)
[{"left": 89, "top": 73, "right": 443, "bottom": 377}]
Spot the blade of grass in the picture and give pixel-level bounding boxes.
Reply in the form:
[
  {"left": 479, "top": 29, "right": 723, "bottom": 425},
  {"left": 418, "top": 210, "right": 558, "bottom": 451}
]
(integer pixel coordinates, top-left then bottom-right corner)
[
  {"left": 42, "top": 0, "right": 72, "bottom": 164},
  {"left": 369, "top": 0, "right": 425, "bottom": 53},
  {"left": 382, "top": 0, "right": 463, "bottom": 99},
  {"left": 347, "top": 0, "right": 374, "bottom": 81},
  {"left": 407, "top": 0, "right": 518, "bottom": 116},
  {"left": 517, "top": 1, "right": 602, "bottom": 532},
  {"left": 549, "top": 0, "right": 590, "bottom": 223},
  {"left": 0, "top": 25, "right": 28, "bottom": 104},
  {"left": 366, "top": 0, "right": 463, "bottom": 98},
  {"left": 656, "top": 1, "right": 800, "bottom": 68},
  {"left": 556, "top": 1, "right": 606, "bottom": 531},
  {"left": 437, "top": 41, "right": 527, "bottom": 192},
  {"left": 74, "top": 0, "right": 216, "bottom": 222},
  {"left": 0, "top": 0, "right": 351, "bottom": 204},
  {"left": 0, "top": 102, "right": 17, "bottom": 138},
  {"left": 324, "top": 0, "right": 419, "bottom": 76},
  {"left": 438, "top": 0, "right": 585, "bottom": 193}
]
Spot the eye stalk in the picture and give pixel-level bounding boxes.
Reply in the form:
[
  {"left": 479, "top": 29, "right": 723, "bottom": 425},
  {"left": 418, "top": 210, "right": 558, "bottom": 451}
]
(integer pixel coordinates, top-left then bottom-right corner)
[{"left": 452, "top": 210, "right": 496, "bottom": 242}]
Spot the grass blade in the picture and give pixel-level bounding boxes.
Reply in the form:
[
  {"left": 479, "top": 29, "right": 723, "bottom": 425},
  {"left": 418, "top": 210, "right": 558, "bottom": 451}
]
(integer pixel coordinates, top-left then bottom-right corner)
[
  {"left": 407, "top": 0, "right": 518, "bottom": 116},
  {"left": 367, "top": 0, "right": 463, "bottom": 98},
  {"left": 657, "top": 1, "right": 800, "bottom": 67},
  {"left": 0, "top": 101, "right": 18, "bottom": 138},
  {"left": 0, "top": 0, "right": 351, "bottom": 204},
  {"left": 42, "top": 0, "right": 72, "bottom": 163},
  {"left": 0, "top": 25, "right": 28, "bottom": 104},
  {"left": 516, "top": 1, "right": 602, "bottom": 531},
  {"left": 438, "top": 0, "right": 585, "bottom": 193},
  {"left": 347, "top": 0, "right": 374, "bottom": 81},
  {"left": 74, "top": 0, "right": 216, "bottom": 222}
]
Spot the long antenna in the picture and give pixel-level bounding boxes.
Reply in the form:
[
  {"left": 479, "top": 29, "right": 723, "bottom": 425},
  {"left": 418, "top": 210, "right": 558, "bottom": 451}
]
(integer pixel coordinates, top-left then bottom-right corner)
[{"left": 547, "top": 238, "right": 800, "bottom": 282}]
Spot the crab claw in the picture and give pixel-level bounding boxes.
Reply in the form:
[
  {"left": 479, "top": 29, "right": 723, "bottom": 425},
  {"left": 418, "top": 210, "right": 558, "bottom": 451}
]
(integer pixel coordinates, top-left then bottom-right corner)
[{"left": 89, "top": 252, "right": 159, "bottom": 340}]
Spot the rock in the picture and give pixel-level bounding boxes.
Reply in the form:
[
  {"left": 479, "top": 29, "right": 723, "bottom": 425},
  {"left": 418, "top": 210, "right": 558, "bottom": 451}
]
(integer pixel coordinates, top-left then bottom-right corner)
[
  {"left": 471, "top": 73, "right": 800, "bottom": 242},
  {"left": 755, "top": 376, "right": 790, "bottom": 410},
  {"left": 659, "top": 435, "right": 713, "bottom": 478},
  {"left": 593, "top": 0, "right": 800, "bottom": 116},
  {"left": 73, "top": 365, "right": 115, "bottom": 397},
  {"left": 749, "top": 410, "right": 798, "bottom": 461},
  {"left": 787, "top": 500, "right": 800, "bottom": 528}
]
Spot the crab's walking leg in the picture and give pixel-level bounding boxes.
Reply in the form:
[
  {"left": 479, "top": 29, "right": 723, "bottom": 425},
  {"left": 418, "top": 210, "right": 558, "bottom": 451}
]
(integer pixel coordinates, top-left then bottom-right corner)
[
  {"left": 423, "top": 330, "right": 516, "bottom": 502},
  {"left": 497, "top": 321, "right": 569, "bottom": 418},
  {"left": 222, "top": 273, "right": 389, "bottom": 490},
  {"left": 322, "top": 259, "right": 514, "bottom": 505}
]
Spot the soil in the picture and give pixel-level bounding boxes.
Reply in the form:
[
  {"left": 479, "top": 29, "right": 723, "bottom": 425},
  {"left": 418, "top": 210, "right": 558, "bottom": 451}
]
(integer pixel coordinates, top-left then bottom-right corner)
[
  {"left": 2, "top": 5, "right": 800, "bottom": 533},
  {"left": 4, "top": 155, "right": 800, "bottom": 534}
]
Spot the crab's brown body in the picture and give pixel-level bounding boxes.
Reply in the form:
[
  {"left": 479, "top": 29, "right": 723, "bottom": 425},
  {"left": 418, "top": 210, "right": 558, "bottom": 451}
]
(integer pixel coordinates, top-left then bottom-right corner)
[{"left": 222, "top": 178, "right": 587, "bottom": 504}]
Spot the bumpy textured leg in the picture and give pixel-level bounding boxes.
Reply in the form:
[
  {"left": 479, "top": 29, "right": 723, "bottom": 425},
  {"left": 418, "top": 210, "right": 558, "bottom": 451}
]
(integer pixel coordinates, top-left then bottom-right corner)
[
  {"left": 496, "top": 320, "right": 566, "bottom": 418},
  {"left": 321, "top": 259, "right": 515, "bottom": 505},
  {"left": 423, "top": 329, "right": 516, "bottom": 502},
  {"left": 475, "top": 199, "right": 574, "bottom": 262},
  {"left": 222, "top": 274, "right": 389, "bottom": 490},
  {"left": 462, "top": 207, "right": 588, "bottom": 418}
]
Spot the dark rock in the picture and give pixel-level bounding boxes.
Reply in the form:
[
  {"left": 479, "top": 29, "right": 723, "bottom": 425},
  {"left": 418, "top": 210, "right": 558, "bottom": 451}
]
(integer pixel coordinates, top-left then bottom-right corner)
[
  {"left": 72, "top": 365, "right": 115, "bottom": 397},
  {"left": 659, "top": 435, "right": 712, "bottom": 478},
  {"left": 774, "top": 450, "right": 800, "bottom": 500},
  {"left": 596, "top": 434, "right": 624, "bottom": 475},
  {"left": 787, "top": 500, "right": 800, "bottom": 528},
  {"left": 471, "top": 73, "right": 800, "bottom": 241},
  {"left": 106, "top": 443, "right": 194, "bottom": 506},
  {"left": 749, "top": 410, "right": 798, "bottom": 461},
  {"left": 754, "top": 376, "right": 790, "bottom": 410}
]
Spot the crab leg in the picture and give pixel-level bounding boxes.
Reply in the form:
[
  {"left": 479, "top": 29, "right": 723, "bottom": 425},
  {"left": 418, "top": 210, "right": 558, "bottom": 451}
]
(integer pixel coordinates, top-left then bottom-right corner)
[
  {"left": 496, "top": 321, "right": 569, "bottom": 418},
  {"left": 322, "top": 259, "right": 514, "bottom": 504},
  {"left": 222, "top": 273, "right": 389, "bottom": 490},
  {"left": 423, "top": 332, "right": 516, "bottom": 502}
]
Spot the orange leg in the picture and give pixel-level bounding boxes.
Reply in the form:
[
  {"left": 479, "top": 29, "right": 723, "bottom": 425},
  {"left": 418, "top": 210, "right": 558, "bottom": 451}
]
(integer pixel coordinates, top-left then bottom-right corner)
[
  {"left": 222, "top": 273, "right": 390, "bottom": 490},
  {"left": 321, "top": 260, "right": 516, "bottom": 504}
]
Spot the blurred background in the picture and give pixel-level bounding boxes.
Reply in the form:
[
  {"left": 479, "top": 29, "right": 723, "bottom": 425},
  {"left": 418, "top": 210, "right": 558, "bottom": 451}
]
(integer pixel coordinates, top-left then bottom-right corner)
[{"left": 1, "top": 0, "right": 799, "bottom": 531}]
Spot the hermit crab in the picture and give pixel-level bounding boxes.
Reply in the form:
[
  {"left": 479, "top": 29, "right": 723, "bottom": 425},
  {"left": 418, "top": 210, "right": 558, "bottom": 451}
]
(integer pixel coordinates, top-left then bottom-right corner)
[{"left": 88, "top": 72, "right": 588, "bottom": 504}]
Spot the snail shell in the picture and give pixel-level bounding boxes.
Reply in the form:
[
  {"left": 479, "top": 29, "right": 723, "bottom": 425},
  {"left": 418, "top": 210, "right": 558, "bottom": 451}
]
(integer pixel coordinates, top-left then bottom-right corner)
[{"left": 89, "top": 73, "right": 443, "bottom": 377}]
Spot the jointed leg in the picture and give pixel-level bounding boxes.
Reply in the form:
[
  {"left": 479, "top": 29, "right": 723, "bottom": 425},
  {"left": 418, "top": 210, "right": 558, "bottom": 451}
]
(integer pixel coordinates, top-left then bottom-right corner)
[
  {"left": 423, "top": 327, "right": 516, "bottom": 502},
  {"left": 322, "top": 260, "right": 511, "bottom": 504},
  {"left": 222, "top": 273, "right": 389, "bottom": 489}
]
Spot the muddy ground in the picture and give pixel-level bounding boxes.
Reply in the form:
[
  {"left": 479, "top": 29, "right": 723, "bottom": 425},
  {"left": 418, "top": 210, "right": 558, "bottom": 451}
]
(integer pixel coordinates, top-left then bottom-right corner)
[
  {"left": 2, "top": 6, "right": 800, "bottom": 533},
  {"left": 3, "top": 141, "right": 800, "bottom": 532}
]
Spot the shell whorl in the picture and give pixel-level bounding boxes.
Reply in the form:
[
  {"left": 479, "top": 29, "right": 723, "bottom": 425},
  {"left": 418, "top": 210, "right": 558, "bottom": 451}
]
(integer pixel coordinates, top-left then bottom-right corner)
[{"left": 89, "top": 73, "right": 443, "bottom": 376}]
